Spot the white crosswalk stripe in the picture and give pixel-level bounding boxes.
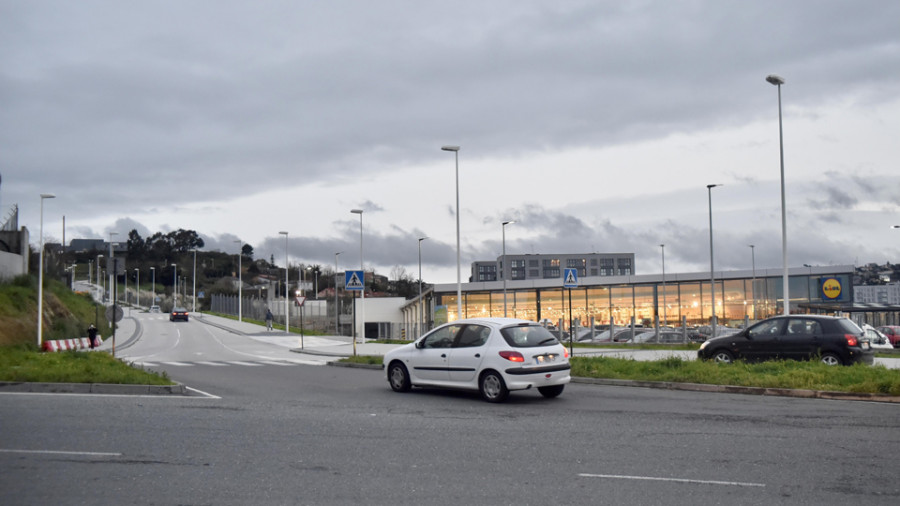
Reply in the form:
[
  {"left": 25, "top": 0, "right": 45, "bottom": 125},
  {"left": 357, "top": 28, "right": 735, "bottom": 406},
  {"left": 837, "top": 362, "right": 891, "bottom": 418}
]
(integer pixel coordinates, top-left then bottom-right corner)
[
  {"left": 224, "top": 361, "right": 264, "bottom": 366},
  {"left": 133, "top": 359, "right": 327, "bottom": 368}
]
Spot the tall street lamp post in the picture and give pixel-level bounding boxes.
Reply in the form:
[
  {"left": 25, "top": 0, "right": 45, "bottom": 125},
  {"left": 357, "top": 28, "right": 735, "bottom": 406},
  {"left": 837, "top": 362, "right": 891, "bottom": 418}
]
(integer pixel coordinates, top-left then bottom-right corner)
[
  {"left": 134, "top": 268, "right": 140, "bottom": 308},
  {"left": 108, "top": 232, "right": 118, "bottom": 305},
  {"left": 96, "top": 255, "right": 103, "bottom": 298},
  {"left": 660, "top": 244, "right": 666, "bottom": 327},
  {"left": 234, "top": 240, "right": 242, "bottom": 321},
  {"left": 350, "top": 209, "right": 364, "bottom": 346},
  {"left": 37, "top": 193, "right": 55, "bottom": 346},
  {"left": 441, "top": 145, "right": 462, "bottom": 320},
  {"left": 766, "top": 74, "right": 789, "bottom": 315},
  {"left": 171, "top": 263, "right": 177, "bottom": 308},
  {"left": 707, "top": 184, "right": 721, "bottom": 338},
  {"left": 191, "top": 249, "right": 198, "bottom": 313},
  {"left": 334, "top": 251, "right": 342, "bottom": 335},
  {"left": 279, "top": 231, "right": 289, "bottom": 334},
  {"left": 749, "top": 245, "right": 756, "bottom": 319},
  {"left": 150, "top": 266, "right": 155, "bottom": 306},
  {"left": 418, "top": 236, "right": 428, "bottom": 336},
  {"left": 502, "top": 220, "right": 515, "bottom": 317}
]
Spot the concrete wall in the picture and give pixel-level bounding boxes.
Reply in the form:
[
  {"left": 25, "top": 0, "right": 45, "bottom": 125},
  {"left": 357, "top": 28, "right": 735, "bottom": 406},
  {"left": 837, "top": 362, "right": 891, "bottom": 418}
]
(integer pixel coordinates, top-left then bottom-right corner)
[{"left": 0, "top": 228, "right": 29, "bottom": 281}]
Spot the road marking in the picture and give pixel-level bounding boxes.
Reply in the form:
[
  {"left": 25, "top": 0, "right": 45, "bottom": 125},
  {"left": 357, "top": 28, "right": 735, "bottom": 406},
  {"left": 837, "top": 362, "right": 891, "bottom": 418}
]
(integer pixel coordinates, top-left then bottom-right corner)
[
  {"left": 258, "top": 360, "right": 296, "bottom": 366},
  {"left": 161, "top": 361, "right": 194, "bottom": 366},
  {"left": 195, "top": 361, "right": 228, "bottom": 366},
  {"left": 578, "top": 474, "right": 765, "bottom": 488},
  {"left": 0, "top": 449, "right": 122, "bottom": 457},
  {"left": 225, "top": 361, "right": 264, "bottom": 366}
]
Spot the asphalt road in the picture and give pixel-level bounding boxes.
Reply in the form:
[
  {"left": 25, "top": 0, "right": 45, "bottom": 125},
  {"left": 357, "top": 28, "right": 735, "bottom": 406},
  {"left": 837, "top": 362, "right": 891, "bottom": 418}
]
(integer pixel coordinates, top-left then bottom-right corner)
[{"left": 2, "top": 313, "right": 899, "bottom": 505}]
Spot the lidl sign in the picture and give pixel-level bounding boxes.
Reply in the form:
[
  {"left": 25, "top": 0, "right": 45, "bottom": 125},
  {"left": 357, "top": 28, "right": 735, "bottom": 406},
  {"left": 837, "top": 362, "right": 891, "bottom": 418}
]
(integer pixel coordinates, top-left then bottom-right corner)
[{"left": 820, "top": 277, "right": 842, "bottom": 300}]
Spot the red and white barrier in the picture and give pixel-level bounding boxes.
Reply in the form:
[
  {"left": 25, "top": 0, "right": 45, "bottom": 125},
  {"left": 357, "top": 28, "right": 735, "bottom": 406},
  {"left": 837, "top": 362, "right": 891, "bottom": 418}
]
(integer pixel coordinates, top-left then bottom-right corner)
[{"left": 41, "top": 337, "right": 104, "bottom": 352}]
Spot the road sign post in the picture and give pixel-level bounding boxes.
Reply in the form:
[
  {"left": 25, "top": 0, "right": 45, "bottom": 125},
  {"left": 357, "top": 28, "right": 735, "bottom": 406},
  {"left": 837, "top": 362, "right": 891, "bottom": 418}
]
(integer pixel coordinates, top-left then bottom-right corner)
[{"left": 563, "top": 268, "right": 579, "bottom": 355}]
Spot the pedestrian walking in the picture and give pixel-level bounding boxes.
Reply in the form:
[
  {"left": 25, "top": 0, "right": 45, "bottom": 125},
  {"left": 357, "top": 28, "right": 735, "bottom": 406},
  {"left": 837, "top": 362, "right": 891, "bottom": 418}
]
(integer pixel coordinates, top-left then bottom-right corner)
[
  {"left": 87, "top": 324, "right": 98, "bottom": 349},
  {"left": 265, "top": 309, "right": 273, "bottom": 331}
]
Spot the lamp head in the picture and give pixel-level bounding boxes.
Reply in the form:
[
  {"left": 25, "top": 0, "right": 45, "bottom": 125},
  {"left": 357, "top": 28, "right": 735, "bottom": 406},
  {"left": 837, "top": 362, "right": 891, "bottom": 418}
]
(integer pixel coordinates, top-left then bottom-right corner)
[
  {"left": 350, "top": 209, "right": 363, "bottom": 214},
  {"left": 766, "top": 74, "right": 785, "bottom": 86},
  {"left": 441, "top": 145, "right": 460, "bottom": 152}
]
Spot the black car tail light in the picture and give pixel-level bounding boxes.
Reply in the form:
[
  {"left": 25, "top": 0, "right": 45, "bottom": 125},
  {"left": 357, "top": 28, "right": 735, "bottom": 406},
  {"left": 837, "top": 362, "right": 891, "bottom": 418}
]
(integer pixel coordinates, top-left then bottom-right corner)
[{"left": 845, "top": 334, "right": 859, "bottom": 347}]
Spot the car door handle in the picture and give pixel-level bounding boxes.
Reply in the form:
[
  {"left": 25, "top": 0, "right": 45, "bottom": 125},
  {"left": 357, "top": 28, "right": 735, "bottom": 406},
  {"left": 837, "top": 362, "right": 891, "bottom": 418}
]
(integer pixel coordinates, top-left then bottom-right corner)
[
  {"left": 474, "top": 353, "right": 481, "bottom": 358},
  {"left": 441, "top": 353, "right": 447, "bottom": 358}
]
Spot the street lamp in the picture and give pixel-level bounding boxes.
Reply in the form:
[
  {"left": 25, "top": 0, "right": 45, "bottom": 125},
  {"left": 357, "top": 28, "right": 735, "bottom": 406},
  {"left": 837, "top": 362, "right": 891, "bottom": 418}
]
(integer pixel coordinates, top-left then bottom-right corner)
[
  {"left": 766, "top": 74, "right": 789, "bottom": 315},
  {"left": 279, "top": 231, "right": 289, "bottom": 334},
  {"left": 350, "top": 209, "right": 364, "bottom": 345},
  {"left": 749, "top": 245, "right": 756, "bottom": 319},
  {"left": 150, "top": 266, "right": 155, "bottom": 306},
  {"left": 441, "top": 145, "right": 462, "bottom": 320},
  {"left": 96, "top": 255, "right": 104, "bottom": 298},
  {"left": 660, "top": 244, "right": 666, "bottom": 327},
  {"left": 171, "top": 263, "right": 177, "bottom": 308},
  {"left": 37, "top": 193, "right": 55, "bottom": 346},
  {"left": 108, "top": 232, "right": 118, "bottom": 305},
  {"left": 234, "top": 239, "right": 242, "bottom": 322},
  {"left": 191, "top": 249, "right": 198, "bottom": 313},
  {"left": 334, "top": 251, "right": 342, "bottom": 335},
  {"left": 707, "top": 184, "right": 721, "bottom": 338},
  {"left": 418, "top": 237, "right": 428, "bottom": 336},
  {"left": 502, "top": 220, "right": 515, "bottom": 317},
  {"left": 134, "top": 268, "right": 140, "bottom": 308}
]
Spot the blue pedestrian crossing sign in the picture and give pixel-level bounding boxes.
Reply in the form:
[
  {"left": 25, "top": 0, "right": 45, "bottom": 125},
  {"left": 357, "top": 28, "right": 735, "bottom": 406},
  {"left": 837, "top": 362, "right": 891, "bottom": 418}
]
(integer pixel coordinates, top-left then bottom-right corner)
[
  {"left": 345, "top": 270, "right": 365, "bottom": 291},
  {"left": 563, "top": 268, "right": 579, "bottom": 288}
]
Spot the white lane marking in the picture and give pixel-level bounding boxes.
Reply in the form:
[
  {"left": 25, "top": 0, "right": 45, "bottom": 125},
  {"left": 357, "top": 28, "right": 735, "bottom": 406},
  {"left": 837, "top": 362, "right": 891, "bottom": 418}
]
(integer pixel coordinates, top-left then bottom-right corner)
[
  {"left": 225, "top": 361, "right": 263, "bottom": 366},
  {"left": 258, "top": 360, "right": 297, "bottom": 366},
  {"left": 195, "top": 361, "right": 228, "bottom": 366},
  {"left": 578, "top": 474, "right": 765, "bottom": 488},
  {"left": 185, "top": 386, "right": 221, "bottom": 398},
  {"left": 0, "top": 449, "right": 122, "bottom": 457},
  {"left": 160, "top": 361, "right": 194, "bottom": 366},
  {"left": 124, "top": 324, "right": 182, "bottom": 362}
]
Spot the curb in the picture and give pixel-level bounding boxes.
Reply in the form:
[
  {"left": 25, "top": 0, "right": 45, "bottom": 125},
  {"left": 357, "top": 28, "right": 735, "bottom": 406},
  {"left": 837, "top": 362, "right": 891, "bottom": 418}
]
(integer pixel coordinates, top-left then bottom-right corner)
[{"left": 0, "top": 381, "right": 187, "bottom": 396}]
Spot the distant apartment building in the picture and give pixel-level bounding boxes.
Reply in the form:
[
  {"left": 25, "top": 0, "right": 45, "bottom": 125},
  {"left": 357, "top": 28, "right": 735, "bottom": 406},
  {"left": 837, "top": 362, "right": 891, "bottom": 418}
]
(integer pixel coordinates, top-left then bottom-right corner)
[
  {"left": 854, "top": 283, "right": 900, "bottom": 305},
  {"left": 471, "top": 253, "right": 635, "bottom": 282}
]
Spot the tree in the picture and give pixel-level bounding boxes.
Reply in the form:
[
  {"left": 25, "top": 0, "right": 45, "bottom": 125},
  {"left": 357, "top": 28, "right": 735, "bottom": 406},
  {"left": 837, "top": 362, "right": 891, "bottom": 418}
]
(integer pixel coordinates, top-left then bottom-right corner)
[
  {"left": 241, "top": 243, "right": 254, "bottom": 259},
  {"left": 126, "top": 229, "right": 147, "bottom": 259}
]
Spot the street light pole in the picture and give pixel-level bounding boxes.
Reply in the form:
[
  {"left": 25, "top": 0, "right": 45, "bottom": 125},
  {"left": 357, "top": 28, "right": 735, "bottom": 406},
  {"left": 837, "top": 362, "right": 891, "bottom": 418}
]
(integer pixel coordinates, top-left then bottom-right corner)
[
  {"left": 279, "top": 231, "right": 289, "bottom": 334},
  {"left": 350, "top": 209, "right": 364, "bottom": 346},
  {"left": 96, "top": 255, "right": 104, "bottom": 299},
  {"left": 134, "top": 268, "right": 140, "bottom": 308},
  {"left": 418, "top": 237, "right": 428, "bottom": 336},
  {"left": 660, "top": 244, "right": 666, "bottom": 327},
  {"left": 334, "top": 251, "right": 342, "bottom": 335},
  {"left": 37, "top": 193, "right": 55, "bottom": 347},
  {"left": 108, "top": 231, "right": 118, "bottom": 305},
  {"left": 749, "top": 245, "right": 756, "bottom": 319},
  {"left": 767, "top": 74, "right": 789, "bottom": 315},
  {"left": 150, "top": 266, "right": 155, "bottom": 306},
  {"left": 234, "top": 240, "right": 242, "bottom": 322},
  {"left": 171, "top": 263, "right": 177, "bottom": 308},
  {"left": 707, "top": 184, "right": 721, "bottom": 338},
  {"left": 192, "top": 249, "right": 197, "bottom": 313},
  {"left": 502, "top": 220, "right": 515, "bottom": 317},
  {"left": 441, "top": 145, "right": 462, "bottom": 320}
]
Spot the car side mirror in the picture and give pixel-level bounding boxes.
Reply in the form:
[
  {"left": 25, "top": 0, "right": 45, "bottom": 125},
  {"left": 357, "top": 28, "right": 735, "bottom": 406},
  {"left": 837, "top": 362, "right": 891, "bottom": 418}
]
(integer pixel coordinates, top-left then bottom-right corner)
[{"left": 415, "top": 341, "right": 425, "bottom": 349}]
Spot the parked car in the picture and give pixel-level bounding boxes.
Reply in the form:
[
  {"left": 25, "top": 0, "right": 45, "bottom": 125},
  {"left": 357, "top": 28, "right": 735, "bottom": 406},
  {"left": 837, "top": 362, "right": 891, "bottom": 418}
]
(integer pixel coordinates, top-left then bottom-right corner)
[
  {"left": 876, "top": 326, "right": 900, "bottom": 348},
  {"left": 863, "top": 324, "right": 894, "bottom": 350},
  {"left": 383, "top": 318, "right": 571, "bottom": 403},
  {"left": 698, "top": 315, "right": 874, "bottom": 366},
  {"left": 170, "top": 307, "right": 189, "bottom": 322}
]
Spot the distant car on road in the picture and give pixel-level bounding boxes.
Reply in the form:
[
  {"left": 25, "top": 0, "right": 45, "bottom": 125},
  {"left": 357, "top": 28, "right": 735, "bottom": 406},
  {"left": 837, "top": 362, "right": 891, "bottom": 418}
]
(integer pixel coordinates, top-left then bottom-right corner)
[
  {"left": 876, "top": 326, "right": 900, "bottom": 348},
  {"left": 698, "top": 315, "right": 874, "bottom": 366},
  {"left": 149, "top": 305, "right": 161, "bottom": 313},
  {"left": 170, "top": 307, "right": 189, "bottom": 322},
  {"left": 383, "top": 318, "right": 571, "bottom": 403}
]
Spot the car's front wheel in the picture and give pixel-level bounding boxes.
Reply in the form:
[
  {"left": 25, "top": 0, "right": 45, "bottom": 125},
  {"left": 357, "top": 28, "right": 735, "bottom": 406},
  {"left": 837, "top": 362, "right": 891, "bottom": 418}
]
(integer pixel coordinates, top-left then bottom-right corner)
[
  {"left": 479, "top": 371, "right": 509, "bottom": 403},
  {"left": 820, "top": 352, "right": 842, "bottom": 366},
  {"left": 388, "top": 362, "right": 411, "bottom": 392},
  {"left": 538, "top": 385, "right": 565, "bottom": 398},
  {"left": 712, "top": 349, "right": 734, "bottom": 364}
]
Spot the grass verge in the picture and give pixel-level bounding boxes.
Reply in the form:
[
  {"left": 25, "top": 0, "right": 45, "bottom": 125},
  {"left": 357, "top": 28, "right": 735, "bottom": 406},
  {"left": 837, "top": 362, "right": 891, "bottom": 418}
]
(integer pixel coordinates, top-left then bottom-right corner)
[
  {"left": 340, "top": 354, "right": 900, "bottom": 396},
  {"left": 0, "top": 344, "right": 174, "bottom": 385}
]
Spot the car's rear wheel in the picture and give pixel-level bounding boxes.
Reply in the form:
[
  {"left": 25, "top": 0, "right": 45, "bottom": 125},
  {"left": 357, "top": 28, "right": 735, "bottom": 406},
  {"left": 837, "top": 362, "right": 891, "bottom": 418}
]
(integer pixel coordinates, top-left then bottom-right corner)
[
  {"left": 388, "top": 362, "right": 411, "bottom": 392},
  {"left": 479, "top": 371, "right": 509, "bottom": 403},
  {"left": 712, "top": 350, "right": 734, "bottom": 364},
  {"left": 820, "top": 353, "right": 842, "bottom": 366},
  {"left": 538, "top": 385, "right": 565, "bottom": 398}
]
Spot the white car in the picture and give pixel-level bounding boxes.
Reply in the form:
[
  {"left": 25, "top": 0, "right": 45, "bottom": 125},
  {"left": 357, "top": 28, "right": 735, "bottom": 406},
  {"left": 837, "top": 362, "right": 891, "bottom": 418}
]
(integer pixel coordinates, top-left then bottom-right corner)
[
  {"left": 383, "top": 318, "right": 571, "bottom": 403},
  {"left": 863, "top": 324, "right": 893, "bottom": 350}
]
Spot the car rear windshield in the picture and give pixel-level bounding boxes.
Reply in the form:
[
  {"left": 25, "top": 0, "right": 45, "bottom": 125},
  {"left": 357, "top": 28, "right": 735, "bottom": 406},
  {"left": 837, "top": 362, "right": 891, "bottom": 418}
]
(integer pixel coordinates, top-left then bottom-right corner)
[
  {"left": 835, "top": 318, "right": 862, "bottom": 334},
  {"left": 499, "top": 325, "right": 560, "bottom": 348}
]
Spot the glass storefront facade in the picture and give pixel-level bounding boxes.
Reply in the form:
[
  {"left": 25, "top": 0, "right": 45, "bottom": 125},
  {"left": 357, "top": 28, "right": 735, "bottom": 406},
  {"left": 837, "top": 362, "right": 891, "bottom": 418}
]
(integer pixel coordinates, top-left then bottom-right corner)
[{"left": 435, "top": 270, "right": 854, "bottom": 330}]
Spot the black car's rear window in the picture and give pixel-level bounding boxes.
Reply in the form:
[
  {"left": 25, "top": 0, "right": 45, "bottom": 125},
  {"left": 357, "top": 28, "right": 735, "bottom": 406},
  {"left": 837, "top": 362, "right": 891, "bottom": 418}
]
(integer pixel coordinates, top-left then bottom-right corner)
[
  {"left": 500, "top": 325, "right": 559, "bottom": 348},
  {"left": 835, "top": 318, "right": 863, "bottom": 334}
]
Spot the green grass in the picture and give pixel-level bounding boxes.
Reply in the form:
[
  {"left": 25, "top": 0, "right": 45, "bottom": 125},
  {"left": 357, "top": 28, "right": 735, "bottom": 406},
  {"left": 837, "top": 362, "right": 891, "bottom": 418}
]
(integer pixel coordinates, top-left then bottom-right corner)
[
  {"left": 0, "top": 344, "right": 174, "bottom": 385},
  {"left": 340, "top": 355, "right": 383, "bottom": 366},
  {"left": 342, "top": 353, "right": 900, "bottom": 396}
]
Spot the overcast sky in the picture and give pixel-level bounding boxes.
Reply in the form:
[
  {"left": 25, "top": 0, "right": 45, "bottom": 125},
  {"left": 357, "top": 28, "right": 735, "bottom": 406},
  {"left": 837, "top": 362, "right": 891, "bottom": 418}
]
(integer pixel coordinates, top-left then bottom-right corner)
[{"left": 2, "top": 0, "right": 899, "bottom": 284}]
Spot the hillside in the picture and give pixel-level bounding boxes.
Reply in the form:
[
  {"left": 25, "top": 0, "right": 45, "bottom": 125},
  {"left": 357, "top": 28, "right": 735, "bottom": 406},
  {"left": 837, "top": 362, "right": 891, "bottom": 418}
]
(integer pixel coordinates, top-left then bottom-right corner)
[{"left": 0, "top": 275, "right": 113, "bottom": 347}]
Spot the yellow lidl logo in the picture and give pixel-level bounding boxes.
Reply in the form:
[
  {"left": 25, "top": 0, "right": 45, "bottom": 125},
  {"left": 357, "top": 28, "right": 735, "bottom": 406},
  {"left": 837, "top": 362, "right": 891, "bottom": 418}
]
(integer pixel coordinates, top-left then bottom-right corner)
[{"left": 821, "top": 278, "right": 842, "bottom": 299}]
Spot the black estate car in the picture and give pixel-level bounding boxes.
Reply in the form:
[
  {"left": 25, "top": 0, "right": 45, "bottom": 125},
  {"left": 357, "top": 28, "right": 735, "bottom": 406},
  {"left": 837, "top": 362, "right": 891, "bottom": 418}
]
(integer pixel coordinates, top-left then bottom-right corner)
[
  {"left": 170, "top": 307, "right": 189, "bottom": 322},
  {"left": 698, "top": 315, "right": 874, "bottom": 366}
]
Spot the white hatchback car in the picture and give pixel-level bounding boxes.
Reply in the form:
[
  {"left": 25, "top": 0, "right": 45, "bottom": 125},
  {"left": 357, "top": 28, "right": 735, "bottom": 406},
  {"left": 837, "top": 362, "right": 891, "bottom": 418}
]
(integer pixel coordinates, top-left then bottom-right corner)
[{"left": 383, "top": 318, "right": 571, "bottom": 403}]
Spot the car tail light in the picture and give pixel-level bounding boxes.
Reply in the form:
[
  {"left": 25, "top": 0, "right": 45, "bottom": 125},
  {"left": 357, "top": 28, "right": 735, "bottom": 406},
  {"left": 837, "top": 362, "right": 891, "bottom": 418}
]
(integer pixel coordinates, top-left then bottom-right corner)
[
  {"left": 499, "top": 351, "right": 525, "bottom": 362},
  {"left": 845, "top": 334, "right": 859, "bottom": 347},
  {"left": 563, "top": 347, "right": 570, "bottom": 359}
]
